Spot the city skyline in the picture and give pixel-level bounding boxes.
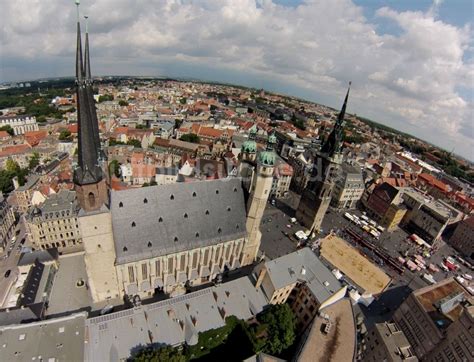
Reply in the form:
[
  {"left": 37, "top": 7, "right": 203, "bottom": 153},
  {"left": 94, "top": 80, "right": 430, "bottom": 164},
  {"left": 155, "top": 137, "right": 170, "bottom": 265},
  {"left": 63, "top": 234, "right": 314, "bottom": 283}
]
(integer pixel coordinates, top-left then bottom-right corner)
[{"left": 1, "top": 0, "right": 473, "bottom": 160}]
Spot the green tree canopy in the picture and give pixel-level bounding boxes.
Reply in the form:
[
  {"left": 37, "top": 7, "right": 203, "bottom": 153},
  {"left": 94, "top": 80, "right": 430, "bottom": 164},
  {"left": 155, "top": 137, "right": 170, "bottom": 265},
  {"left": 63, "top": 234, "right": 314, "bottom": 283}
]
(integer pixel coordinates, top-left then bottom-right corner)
[
  {"left": 132, "top": 345, "right": 186, "bottom": 362},
  {"left": 0, "top": 125, "right": 14, "bottom": 136},
  {"left": 127, "top": 139, "right": 142, "bottom": 148},
  {"left": 98, "top": 94, "right": 114, "bottom": 103},
  {"left": 257, "top": 303, "right": 296, "bottom": 355},
  {"left": 28, "top": 152, "right": 40, "bottom": 170},
  {"left": 118, "top": 100, "right": 129, "bottom": 107},
  {"left": 58, "top": 129, "right": 72, "bottom": 141},
  {"left": 5, "top": 159, "right": 20, "bottom": 173},
  {"left": 179, "top": 133, "right": 200, "bottom": 144},
  {"left": 109, "top": 160, "right": 121, "bottom": 178}
]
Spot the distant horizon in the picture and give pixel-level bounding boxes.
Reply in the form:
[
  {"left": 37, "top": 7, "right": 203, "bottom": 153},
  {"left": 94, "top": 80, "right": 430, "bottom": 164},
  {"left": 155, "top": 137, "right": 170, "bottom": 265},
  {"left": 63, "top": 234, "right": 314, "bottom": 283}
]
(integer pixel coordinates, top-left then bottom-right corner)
[{"left": 1, "top": 74, "right": 472, "bottom": 164}]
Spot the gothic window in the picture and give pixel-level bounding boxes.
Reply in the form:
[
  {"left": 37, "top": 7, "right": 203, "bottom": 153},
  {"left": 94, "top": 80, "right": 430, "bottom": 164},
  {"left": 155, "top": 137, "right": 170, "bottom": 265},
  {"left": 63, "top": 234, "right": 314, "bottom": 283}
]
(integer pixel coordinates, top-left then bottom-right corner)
[
  {"left": 170, "top": 194, "right": 174, "bottom": 200},
  {"left": 174, "top": 236, "right": 178, "bottom": 242},
  {"left": 131, "top": 221, "right": 136, "bottom": 227},
  {"left": 216, "top": 190, "right": 219, "bottom": 194},
  {"left": 123, "top": 246, "right": 128, "bottom": 252},
  {"left": 88, "top": 192, "right": 96, "bottom": 207},
  {"left": 227, "top": 207, "right": 231, "bottom": 212},
  {"left": 195, "top": 232, "right": 200, "bottom": 237},
  {"left": 159, "top": 217, "right": 163, "bottom": 222},
  {"left": 143, "top": 198, "right": 148, "bottom": 204},
  {"left": 205, "top": 210, "right": 210, "bottom": 215},
  {"left": 217, "top": 227, "right": 222, "bottom": 234},
  {"left": 233, "top": 187, "right": 237, "bottom": 192},
  {"left": 147, "top": 241, "right": 152, "bottom": 248},
  {"left": 192, "top": 192, "right": 197, "bottom": 197},
  {"left": 184, "top": 213, "right": 188, "bottom": 218}
]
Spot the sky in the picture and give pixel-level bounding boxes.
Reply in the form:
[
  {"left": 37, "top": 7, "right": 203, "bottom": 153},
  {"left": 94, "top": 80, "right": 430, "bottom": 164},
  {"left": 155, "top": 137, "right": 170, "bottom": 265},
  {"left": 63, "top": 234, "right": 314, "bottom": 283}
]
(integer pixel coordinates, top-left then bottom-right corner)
[{"left": 1, "top": 0, "right": 473, "bottom": 160}]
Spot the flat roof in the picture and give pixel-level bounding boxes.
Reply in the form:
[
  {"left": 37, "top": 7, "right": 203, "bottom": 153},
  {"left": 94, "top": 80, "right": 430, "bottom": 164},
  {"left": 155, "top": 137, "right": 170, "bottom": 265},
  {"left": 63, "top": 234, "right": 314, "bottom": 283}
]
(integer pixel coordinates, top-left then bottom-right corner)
[
  {"left": 296, "top": 298, "right": 355, "bottom": 362},
  {"left": 46, "top": 253, "right": 92, "bottom": 316},
  {"left": 0, "top": 312, "right": 86, "bottom": 362},
  {"left": 319, "top": 234, "right": 391, "bottom": 295},
  {"left": 414, "top": 278, "right": 471, "bottom": 329}
]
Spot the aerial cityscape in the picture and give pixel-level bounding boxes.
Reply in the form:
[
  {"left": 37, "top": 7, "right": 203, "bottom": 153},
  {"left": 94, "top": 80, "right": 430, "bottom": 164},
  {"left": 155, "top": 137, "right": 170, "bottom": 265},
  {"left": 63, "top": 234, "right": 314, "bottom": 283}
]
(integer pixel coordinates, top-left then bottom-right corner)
[{"left": 0, "top": 1, "right": 472, "bottom": 361}]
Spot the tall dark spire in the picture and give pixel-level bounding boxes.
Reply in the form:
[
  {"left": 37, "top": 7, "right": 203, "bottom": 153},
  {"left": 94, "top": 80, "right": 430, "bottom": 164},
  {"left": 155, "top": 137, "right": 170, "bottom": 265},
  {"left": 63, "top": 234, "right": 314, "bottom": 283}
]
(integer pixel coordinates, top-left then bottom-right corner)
[
  {"left": 74, "top": 1, "right": 103, "bottom": 186},
  {"left": 83, "top": 15, "right": 101, "bottom": 153},
  {"left": 320, "top": 82, "right": 351, "bottom": 157}
]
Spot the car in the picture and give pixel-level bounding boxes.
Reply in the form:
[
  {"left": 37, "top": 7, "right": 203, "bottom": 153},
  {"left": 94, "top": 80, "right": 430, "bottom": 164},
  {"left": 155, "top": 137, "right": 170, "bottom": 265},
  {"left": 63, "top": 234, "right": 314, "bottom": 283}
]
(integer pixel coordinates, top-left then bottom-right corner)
[{"left": 4, "top": 270, "right": 11, "bottom": 278}]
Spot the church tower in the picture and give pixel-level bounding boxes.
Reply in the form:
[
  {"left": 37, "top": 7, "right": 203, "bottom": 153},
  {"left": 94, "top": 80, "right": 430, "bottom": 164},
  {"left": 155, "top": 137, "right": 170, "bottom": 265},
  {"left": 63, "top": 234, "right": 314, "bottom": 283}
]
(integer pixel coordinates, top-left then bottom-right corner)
[
  {"left": 239, "top": 125, "right": 258, "bottom": 190},
  {"left": 73, "top": 2, "right": 108, "bottom": 212},
  {"left": 295, "top": 83, "right": 351, "bottom": 235},
  {"left": 241, "top": 133, "right": 277, "bottom": 265},
  {"left": 73, "top": 1, "right": 120, "bottom": 303}
]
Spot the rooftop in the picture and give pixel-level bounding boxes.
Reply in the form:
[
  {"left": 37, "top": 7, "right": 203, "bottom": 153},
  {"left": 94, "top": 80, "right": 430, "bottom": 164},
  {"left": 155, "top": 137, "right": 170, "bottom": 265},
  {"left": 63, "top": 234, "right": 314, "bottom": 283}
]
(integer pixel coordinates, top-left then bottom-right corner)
[
  {"left": 296, "top": 298, "right": 356, "bottom": 362},
  {"left": 111, "top": 178, "right": 247, "bottom": 264},
  {"left": 0, "top": 312, "right": 86, "bottom": 362},
  {"left": 319, "top": 234, "right": 391, "bottom": 295},
  {"left": 85, "top": 276, "right": 267, "bottom": 361},
  {"left": 414, "top": 278, "right": 471, "bottom": 330},
  {"left": 260, "top": 247, "right": 343, "bottom": 304}
]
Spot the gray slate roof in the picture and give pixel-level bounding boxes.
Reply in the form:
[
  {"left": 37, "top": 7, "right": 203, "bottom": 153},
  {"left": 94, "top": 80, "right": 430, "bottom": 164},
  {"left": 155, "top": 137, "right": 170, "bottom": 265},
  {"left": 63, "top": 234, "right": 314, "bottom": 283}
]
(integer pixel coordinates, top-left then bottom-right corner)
[
  {"left": 111, "top": 178, "right": 247, "bottom": 264},
  {"left": 260, "top": 248, "right": 343, "bottom": 304}
]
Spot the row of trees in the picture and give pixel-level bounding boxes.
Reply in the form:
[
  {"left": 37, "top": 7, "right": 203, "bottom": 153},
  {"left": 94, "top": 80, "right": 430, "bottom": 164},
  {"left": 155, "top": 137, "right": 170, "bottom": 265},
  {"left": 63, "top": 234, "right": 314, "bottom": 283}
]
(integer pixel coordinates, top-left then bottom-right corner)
[{"left": 132, "top": 304, "right": 297, "bottom": 361}]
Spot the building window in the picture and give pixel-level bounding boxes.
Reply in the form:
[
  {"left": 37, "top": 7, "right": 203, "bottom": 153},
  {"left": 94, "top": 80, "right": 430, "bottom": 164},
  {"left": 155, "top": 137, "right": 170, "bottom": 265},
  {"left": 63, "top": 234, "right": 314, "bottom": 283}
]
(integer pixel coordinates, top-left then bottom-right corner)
[
  {"left": 123, "top": 246, "right": 128, "bottom": 252},
  {"left": 131, "top": 221, "right": 136, "bottom": 227},
  {"left": 128, "top": 266, "right": 135, "bottom": 283},
  {"left": 192, "top": 192, "right": 197, "bottom": 197},
  {"left": 205, "top": 210, "right": 210, "bottom": 215},
  {"left": 216, "top": 190, "right": 219, "bottom": 194},
  {"left": 170, "top": 194, "right": 174, "bottom": 200},
  {"left": 142, "top": 264, "right": 148, "bottom": 280},
  {"left": 143, "top": 198, "right": 148, "bottom": 204},
  {"left": 192, "top": 253, "right": 198, "bottom": 269},
  {"left": 159, "top": 217, "right": 163, "bottom": 222},
  {"left": 119, "top": 202, "right": 123, "bottom": 208},
  {"left": 174, "top": 236, "right": 178, "bottom": 242},
  {"left": 217, "top": 227, "right": 222, "bottom": 234},
  {"left": 227, "top": 207, "right": 231, "bottom": 212},
  {"left": 195, "top": 232, "right": 200, "bottom": 238},
  {"left": 180, "top": 255, "right": 186, "bottom": 271},
  {"left": 147, "top": 241, "right": 152, "bottom": 248},
  {"left": 155, "top": 260, "right": 161, "bottom": 275},
  {"left": 184, "top": 213, "right": 188, "bottom": 218},
  {"left": 88, "top": 192, "right": 96, "bottom": 207},
  {"left": 168, "top": 258, "right": 174, "bottom": 273}
]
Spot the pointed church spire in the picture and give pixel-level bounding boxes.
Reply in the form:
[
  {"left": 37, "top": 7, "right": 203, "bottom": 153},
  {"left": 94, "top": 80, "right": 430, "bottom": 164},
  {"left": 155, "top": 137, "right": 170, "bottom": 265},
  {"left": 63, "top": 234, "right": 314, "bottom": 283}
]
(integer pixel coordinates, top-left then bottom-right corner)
[
  {"left": 320, "top": 81, "right": 351, "bottom": 156},
  {"left": 84, "top": 15, "right": 92, "bottom": 81},
  {"left": 75, "top": 1, "right": 83, "bottom": 82}
]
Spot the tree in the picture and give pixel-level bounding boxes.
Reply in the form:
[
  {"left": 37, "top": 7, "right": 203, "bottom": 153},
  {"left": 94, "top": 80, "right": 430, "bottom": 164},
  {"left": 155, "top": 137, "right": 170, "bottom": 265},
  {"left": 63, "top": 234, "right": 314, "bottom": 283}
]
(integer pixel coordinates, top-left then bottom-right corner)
[
  {"left": 5, "top": 159, "right": 20, "bottom": 173},
  {"left": 132, "top": 345, "right": 186, "bottom": 362},
  {"left": 109, "top": 160, "right": 121, "bottom": 178},
  {"left": 179, "top": 97, "right": 187, "bottom": 105},
  {"left": 28, "top": 152, "right": 40, "bottom": 170},
  {"left": 118, "top": 100, "right": 129, "bottom": 107},
  {"left": 0, "top": 125, "right": 14, "bottom": 136},
  {"left": 98, "top": 94, "right": 114, "bottom": 103},
  {"left": 179, "top": 133, "right": 200, "bottom": 144},
  {"left": 127, "top": 139, "right": 142, "bottom": 148},
  {"left": 257, "top": 304, "right": 296, "bottom": 355},
  {"left": 58, "top": 129, "right": 72, "bottom": 141}
]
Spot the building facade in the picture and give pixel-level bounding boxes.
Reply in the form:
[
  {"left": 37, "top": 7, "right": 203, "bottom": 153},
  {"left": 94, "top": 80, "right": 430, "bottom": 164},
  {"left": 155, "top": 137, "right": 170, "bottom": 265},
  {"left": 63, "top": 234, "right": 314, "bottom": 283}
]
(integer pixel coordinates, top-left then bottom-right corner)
[
  {"left": 393, "top": 278, "right": 473, "bottom": 361},
  {"left": 26, "top": 190, "right": 82, "bottom": 253},
  {"left": 0, "top": 115, "right": 38, "bottom": 135},
  {"left": 448, "top": 217, "right": 474, "bottom": 260},
  {"left": 270, "top": 161, "right": 293, "bottom": 199},
  {"left": 330, "top": 163, "right": 364, "bottom": 209},
  {"left": 0, "top": 193, "right": 16, "bottom": 253}
]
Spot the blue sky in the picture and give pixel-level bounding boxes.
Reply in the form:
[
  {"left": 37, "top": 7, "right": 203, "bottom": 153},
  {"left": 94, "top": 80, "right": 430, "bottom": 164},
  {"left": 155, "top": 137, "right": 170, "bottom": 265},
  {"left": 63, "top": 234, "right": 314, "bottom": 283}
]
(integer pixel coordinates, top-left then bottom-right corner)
[{"left": 1, "top": 0, "right": 473, "bottom": 160}]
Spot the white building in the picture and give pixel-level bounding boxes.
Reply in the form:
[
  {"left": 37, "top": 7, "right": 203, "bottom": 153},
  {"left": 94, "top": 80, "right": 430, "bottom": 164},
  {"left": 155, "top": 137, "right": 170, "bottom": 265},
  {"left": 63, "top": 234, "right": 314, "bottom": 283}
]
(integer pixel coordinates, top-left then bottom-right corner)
[{"left": 0, "top": 115, "right": 38, "bottom": 135}]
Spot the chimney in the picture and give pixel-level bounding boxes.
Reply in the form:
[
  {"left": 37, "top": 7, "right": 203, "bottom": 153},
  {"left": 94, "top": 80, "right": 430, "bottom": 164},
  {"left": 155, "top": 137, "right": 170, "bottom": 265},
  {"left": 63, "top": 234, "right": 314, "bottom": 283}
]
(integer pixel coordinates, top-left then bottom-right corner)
[{"left": 255, "top": 267, "right": 267, "bottom": 289}]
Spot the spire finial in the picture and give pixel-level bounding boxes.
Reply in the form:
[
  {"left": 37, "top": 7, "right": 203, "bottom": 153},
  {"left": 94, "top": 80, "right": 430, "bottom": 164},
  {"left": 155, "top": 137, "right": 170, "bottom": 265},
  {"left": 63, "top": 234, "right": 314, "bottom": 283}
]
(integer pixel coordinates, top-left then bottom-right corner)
[
  {"left": 75, "top": 0, "right": 80, "bottom": 22},
  {"left": 84, "top": 15, "right": 89, "bottom": 33}
]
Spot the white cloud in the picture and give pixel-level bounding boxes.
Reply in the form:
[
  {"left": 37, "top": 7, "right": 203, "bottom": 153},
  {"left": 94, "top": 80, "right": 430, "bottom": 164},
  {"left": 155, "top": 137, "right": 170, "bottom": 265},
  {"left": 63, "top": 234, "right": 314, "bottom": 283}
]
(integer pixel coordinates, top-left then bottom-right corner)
[{"left": 0, "top": 0, "right": 473, "bottom": 159}]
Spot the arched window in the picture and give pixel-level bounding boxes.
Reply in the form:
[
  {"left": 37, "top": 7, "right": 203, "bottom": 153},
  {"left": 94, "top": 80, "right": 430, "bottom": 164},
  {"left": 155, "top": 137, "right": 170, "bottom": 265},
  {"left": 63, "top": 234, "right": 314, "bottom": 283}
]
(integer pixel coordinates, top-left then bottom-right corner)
[
  {"left": 205, "top": 210, "right": 210, "bottom": 215},
  {"left": 184, "top": 213, "right": 188, "bottom": 218},
  {"left": 147, "top": 241, "right": 152, "bottom": 248},
  {"left": 123, "top": 246, "right": 128, "bottom": 252},
  {"left": 174, "top": 236, "right": 178, "bottom": 242},
  {"left": 217, "top": 227, "right": 222, "bottom": 234},
  {"left": 88, "top": 192, "right": 96, "bottom": 207},
  {"left": 143, "top": 198, "right": 148, "bottom": 204},
  {"left": 195, "top": 232, "right": 200, "bottom": 237},
  {"left": 192, "top": 192, "right": 197, "bottom": 197},
  {"left": 227, "top": 207, "right": 231, "bottom": 212},
  {"left": 215, "top": 190, "right": 219, "bottom": 194},
  {"left": 119, "top": 202, "right": 123, "bottom": 208},
  {"left": 158, "top": 217, "right": 163, "bottom": 222},
  {"left": 131, "top": 221, "right": 136, "bottom": 227},
  {"left": 170, "top": 194, "right": 174, "bottom": 200}
]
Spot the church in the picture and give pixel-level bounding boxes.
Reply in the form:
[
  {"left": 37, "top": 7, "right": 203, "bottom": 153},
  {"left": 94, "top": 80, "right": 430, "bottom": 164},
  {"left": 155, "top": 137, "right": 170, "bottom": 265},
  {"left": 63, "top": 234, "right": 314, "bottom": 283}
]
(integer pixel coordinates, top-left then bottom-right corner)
[{"left": 72, "top": 5, "right": 276, "bottom": 303}]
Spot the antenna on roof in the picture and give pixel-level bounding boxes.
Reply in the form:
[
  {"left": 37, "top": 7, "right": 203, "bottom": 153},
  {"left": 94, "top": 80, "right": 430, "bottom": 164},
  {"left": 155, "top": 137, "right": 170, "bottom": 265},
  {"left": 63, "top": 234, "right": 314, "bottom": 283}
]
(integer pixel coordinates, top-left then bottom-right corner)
[{"left": 75, "top": 0, "right": 80, "bottom": 22}]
